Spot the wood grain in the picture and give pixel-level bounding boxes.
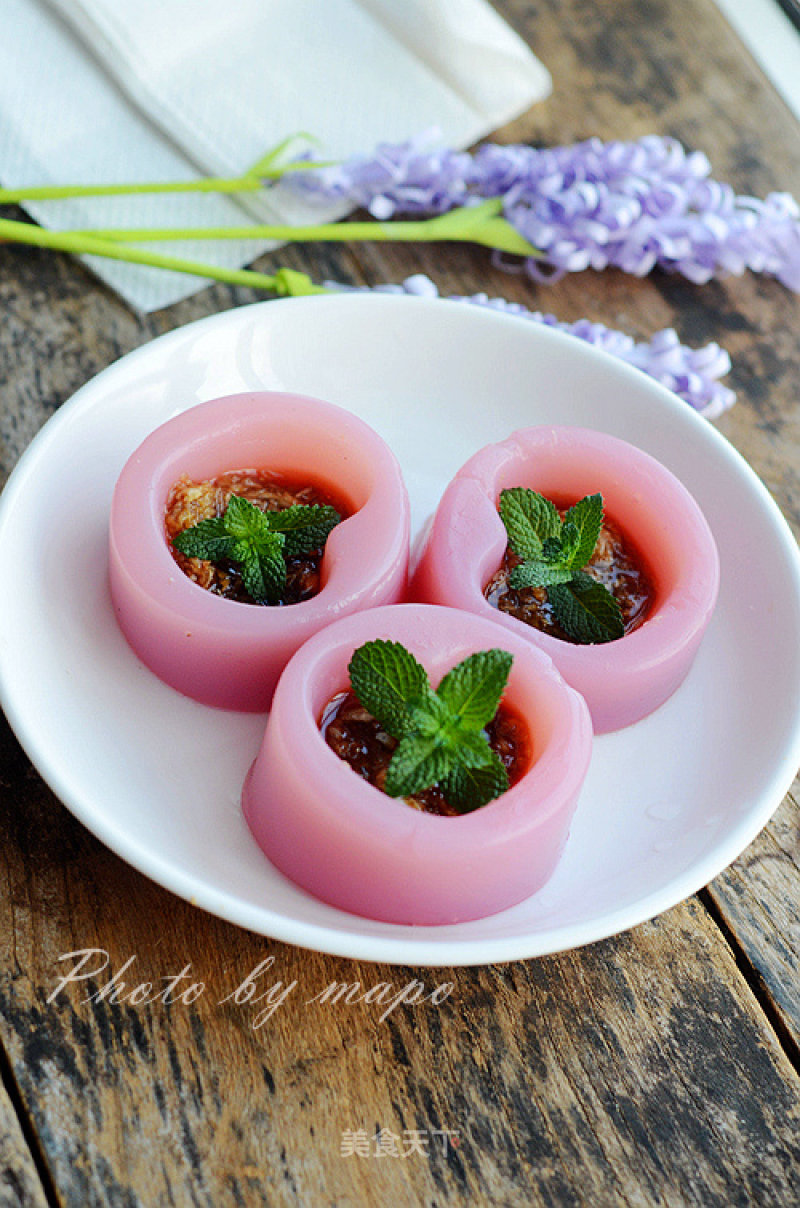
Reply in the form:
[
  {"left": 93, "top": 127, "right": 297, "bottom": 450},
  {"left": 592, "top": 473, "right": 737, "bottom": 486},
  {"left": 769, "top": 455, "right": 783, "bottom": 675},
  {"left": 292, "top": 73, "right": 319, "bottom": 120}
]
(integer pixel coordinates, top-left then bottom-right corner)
[
  {"left": 705, "top": 782, "right": 800, "bottom": 1052},
  {"left": 0, "top": 1079, "right": 48, "bottom": 1207},
  {"left": 1, "top": 741, "right": 800, "bottom": 1207},
  {"left": 0, "top": 0, "right": 799, "bottom": 1204}
]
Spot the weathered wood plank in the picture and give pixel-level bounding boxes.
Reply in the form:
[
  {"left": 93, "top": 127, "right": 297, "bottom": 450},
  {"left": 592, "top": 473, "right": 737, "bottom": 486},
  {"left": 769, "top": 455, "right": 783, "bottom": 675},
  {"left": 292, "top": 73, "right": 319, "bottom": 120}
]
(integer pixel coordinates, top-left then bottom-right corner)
[
  {"left": 0, "top": 1075, "right": 49, "bottom": 1207},
  {"left": 705, "top": 781, "right": 800, "bottom": 1051}
]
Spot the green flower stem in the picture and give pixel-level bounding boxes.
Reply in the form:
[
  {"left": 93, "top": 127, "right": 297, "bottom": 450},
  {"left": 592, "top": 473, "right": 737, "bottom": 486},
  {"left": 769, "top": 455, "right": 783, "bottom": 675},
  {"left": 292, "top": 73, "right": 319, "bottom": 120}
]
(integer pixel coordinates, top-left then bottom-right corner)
[
  {"left": 0, "top": 143, "right": 331, "bottom": 204},
  {"left": 0, "top": 216, "right": 329, "bottom": 294},
  {"left": 82, "top": 218, "right": 535, "bottom": 255},
  {"left": 0, "top": 176, "right": 268, "bottom": 204},
  {"left": 74, "top": 199, "right": 541, "bottom": 258}
]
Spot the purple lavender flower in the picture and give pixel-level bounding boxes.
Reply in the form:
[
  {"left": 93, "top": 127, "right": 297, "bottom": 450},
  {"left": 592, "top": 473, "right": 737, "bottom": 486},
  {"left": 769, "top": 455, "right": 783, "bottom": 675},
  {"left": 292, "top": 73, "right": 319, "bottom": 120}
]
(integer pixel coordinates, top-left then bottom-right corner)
[
  {"left": 325, "top": 273, "right": 735, "bottom": 419},
  {"left": 288, "top": 138, "right": 473, "bottom": 218},
  {"left": 287, "top": 133, "right": 800, "bottom": 291}
]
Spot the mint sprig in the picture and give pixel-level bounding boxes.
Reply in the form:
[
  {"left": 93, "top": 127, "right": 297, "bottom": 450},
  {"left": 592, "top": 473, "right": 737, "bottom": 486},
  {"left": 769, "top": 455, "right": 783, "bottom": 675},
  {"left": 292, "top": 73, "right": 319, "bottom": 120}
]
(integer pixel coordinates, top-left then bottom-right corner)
[
  {"left": 172, "top": 494, "right": 340, "bottom": 604},
  {"left": 498, "top": 488, "right": 624, "bottom": 644},
  {"left": 347, "top": 640, "right": 514, "bottom": 813}
]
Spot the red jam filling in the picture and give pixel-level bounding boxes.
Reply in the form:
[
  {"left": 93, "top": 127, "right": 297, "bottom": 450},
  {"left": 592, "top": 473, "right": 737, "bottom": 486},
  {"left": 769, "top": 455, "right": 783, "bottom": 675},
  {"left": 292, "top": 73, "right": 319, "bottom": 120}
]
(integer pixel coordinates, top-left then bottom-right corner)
[
  {"left": 320, "top": 691, "right": 531, "bottom": 816},
  {"left": 165, "top": 469, "right": 348, "bottom": 606},
  {"left": 485, "top": 508, "right": 654, "bottom": 641}
]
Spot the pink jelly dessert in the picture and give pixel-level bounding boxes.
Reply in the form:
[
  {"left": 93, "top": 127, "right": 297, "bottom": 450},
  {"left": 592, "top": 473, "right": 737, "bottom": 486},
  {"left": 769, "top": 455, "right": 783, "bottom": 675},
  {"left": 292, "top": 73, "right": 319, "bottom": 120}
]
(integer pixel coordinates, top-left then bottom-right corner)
[
  {"left": 109, "top": 392, "right": 410, "bottom": 711},
  {"left": 242, "top": 604, "right": 592, "bottom": 925},
  {"left": 410, "top": 426, "right": 719, "bottom": 733}
]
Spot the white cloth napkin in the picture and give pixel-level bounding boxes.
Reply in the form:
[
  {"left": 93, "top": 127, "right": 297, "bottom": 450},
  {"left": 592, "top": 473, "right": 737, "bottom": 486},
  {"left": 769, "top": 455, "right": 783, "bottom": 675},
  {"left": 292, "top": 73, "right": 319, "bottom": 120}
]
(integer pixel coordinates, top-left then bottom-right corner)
[{"left": 1, "top": 0, "right": 551, "bottom": 311}]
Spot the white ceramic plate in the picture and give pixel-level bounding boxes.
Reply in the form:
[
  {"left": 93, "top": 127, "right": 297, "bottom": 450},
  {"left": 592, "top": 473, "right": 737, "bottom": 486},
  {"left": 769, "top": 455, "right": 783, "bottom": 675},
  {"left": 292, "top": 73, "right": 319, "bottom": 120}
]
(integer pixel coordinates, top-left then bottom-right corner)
[{"left": 1, "top": 295, "right": 799, "bottom": 966}]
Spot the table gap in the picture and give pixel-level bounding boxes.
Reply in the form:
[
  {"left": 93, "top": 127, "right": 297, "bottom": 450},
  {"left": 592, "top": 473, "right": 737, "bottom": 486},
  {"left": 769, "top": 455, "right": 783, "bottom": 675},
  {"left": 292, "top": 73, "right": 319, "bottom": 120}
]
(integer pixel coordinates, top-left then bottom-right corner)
[
  {"left": 0, "top": 1035, "right": 61, "bottom": 1208},
  {"left": 699, "top": 887, "right": 800, "bottom": 1075}
]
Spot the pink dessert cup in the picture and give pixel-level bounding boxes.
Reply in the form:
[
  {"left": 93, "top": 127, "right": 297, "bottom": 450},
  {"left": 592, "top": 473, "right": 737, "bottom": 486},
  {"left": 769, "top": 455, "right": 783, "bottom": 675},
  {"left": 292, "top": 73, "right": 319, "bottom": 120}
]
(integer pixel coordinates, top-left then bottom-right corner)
[
  {"left": 242, "top": 603, "right": 592, "bottom": 926},
  {"left": 410, "top": 426, "right": 720, "bottom": 733},
  {"left": 109, "top": 392, "right": 410, "bottom": 712}
]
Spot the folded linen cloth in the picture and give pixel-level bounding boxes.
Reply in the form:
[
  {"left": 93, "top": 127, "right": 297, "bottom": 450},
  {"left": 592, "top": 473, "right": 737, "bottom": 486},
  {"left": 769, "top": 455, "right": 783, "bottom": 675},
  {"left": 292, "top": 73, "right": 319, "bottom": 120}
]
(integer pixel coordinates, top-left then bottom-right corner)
[{"left": 1, "top": 0, "right": 551, "bottom": 311}]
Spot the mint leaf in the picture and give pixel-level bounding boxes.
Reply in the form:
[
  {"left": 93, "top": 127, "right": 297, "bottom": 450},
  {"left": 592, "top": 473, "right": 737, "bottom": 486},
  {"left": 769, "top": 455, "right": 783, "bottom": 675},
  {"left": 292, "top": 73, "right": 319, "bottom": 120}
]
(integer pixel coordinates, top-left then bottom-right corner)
[
  {"left": 347, "top": 640, "right": 516, "bottom": 813},
  {"left": 435, "top": 649, "right": 513, "bottom": 732},
  {"left": 172, "top": 515, "right": 235, "bottom": 563},
  {"left": 383, "top": 733, "right": 452, "bottom": 799},
  {"left": 499, "top": 488, "right": 560, "bottom": 560},
  {"left": 498, "top": 488, "right": 606, "bottom": 578},
  {"left": 508, "top": 561, "right": 574, "bottom": 590},
  {"left": 406, "top": 690, "right": 451, "bottom": 739},
  {"left": 497, "top": 487, "right": 626, "bottom": 645},
  {"left": 171, "top": 491, "right": 341, "bottom": 605},
  {"left": 548, "top": 572, "right": 624, "bottom": 644},
  {"left": 223, "top": 494, "right": 270, "bottom": 542},
  {"left": 234, "top": 533, "right": 286, "bottom": 604},
  {"left": 348, "top": 640, "right": 428, "bottom": 739},
  {"left": 441, "top": 753, "right": 509, "bottom": 813},
  {"left": 267, "top": 503, "right": 340, "bottom": 558},
  {"left": 208, "top": 495, "right": 288, "bottom": 604},
  {"left": 540, "top": 534, "right": 565, "bottom": 564},
  {"left": 562, "top": 494, "right": 603, "bottom": 570},
  {"left": 449, "top": 729, "right": 505, "bottom": 770},
  {"left": 557, "top": 522, "right": 580, "bottom": 567}
]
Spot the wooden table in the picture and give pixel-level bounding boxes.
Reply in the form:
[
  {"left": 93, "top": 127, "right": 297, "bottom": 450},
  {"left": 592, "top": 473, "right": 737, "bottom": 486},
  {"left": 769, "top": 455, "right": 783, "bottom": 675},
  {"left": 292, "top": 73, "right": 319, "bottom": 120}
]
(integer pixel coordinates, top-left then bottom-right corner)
[{"left": 2, "top": 1, "right": 799, "bottom": 1203}]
